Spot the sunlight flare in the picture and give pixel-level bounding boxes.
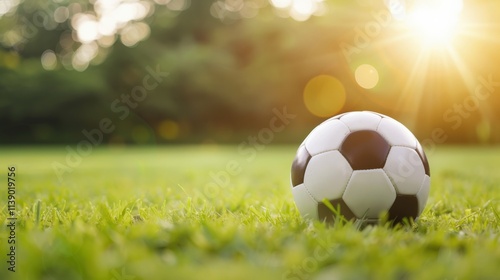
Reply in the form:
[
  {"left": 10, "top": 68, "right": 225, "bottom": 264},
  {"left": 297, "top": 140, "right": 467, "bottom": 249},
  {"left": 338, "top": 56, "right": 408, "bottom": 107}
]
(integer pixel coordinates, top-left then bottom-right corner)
[{"left": 405, "top": 0, "right": 463, "bottom": 47}]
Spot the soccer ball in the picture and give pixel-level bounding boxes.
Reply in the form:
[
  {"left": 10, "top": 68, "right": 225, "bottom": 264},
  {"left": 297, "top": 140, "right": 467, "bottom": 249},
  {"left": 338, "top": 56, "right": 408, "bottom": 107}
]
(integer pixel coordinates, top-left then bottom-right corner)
[{"left": 290, "top": 111, "right": 430, "bottom": 224}]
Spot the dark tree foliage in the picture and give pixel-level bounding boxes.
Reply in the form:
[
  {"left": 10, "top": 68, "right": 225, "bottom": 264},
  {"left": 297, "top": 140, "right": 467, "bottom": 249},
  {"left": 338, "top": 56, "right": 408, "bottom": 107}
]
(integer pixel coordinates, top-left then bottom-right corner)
[{"left": 0, "top": 0, "right": 499, "bottom": 144}]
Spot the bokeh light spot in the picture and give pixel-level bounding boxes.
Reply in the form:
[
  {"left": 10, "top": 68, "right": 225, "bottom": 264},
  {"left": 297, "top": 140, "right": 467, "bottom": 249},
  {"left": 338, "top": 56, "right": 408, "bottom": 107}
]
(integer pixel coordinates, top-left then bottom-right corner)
[
  {"left": 290, "top": 0, "right": 315, "bottom": 21},
  {"left": 74, "top": 14, "right": 100, "bottom": 43},
  {"left": 98, "top": 35, "right": 116, "bottom": 48},
  {"left": 54, "top": 6, "right": 70, "bottom": 23},
  {"left": 355, "top": 64, "right": 379, "bottom": 89},
  {"left": 240, "top": 2, "right": 259, "bottom": 18},
  {"left": 271, "top": 0, "right": 292, "bottom": 9},
  {"left": 72, "top": 42, "right": 98, "bottom": 71},
  {"left": 41, "top": 50, "right": 57, "bottom": 70},
  {"left": 166, "top": 0, "right": 191, "bottom": 11},
  {"left": 120, "top": 22, "right": 150, "bottom": 47},
  {"left": 269, "top": 0, "right": 323, "bottom": 21},
  {"left": 303, "top": 75, "right": 346, "bottom": 118},
  {"left": 0, "top": 0, "right": 20, "bottom": 17},
  {"left": 158, "top": 120, "right": 179, "bottom": 140}
]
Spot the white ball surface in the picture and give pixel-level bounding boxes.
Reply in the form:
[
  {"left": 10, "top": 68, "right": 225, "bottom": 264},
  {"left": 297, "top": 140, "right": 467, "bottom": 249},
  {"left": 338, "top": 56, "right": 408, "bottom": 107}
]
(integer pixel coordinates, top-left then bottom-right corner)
[{"left": 343, "top": 169, "right": 397, "bottom": 219}]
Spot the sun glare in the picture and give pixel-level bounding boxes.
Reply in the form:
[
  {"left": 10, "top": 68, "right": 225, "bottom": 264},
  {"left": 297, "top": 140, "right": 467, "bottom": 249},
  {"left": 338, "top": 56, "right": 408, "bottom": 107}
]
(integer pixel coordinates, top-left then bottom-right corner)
[{"left": 405, "top": 0, "right": 463, "bottom": 47}]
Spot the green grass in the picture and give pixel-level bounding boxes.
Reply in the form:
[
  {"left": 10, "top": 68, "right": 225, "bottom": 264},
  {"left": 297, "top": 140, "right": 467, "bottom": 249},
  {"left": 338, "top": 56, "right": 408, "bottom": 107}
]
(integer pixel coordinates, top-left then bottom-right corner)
[{"left": 1, "top": 145, "right": 500, "bottom": 280}]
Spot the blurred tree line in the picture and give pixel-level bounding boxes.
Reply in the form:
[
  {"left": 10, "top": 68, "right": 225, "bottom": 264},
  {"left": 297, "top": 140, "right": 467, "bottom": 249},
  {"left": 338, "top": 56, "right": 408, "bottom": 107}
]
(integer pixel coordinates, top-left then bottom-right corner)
[{"left": 1, "top": 0, "right": 499, "bottom": 145}]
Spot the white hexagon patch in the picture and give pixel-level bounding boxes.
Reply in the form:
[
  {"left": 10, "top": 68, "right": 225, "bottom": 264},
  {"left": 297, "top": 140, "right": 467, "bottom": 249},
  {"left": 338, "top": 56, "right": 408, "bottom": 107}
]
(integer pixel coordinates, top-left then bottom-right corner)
[
  {"left": 342, "top": 169, "right": 397, "bottom": 219},
  {"left": 292, "top": 183, "right": 319, "bottom": 220},
  {"left": 377, "top": 117, "right": 417, "bottom": 149},
  {"left": 304, "top": 151, "right": 353, "bottom": 202},
  {"left": 384, "top": 146, "right": 426, "bottom": 195},
  {"left": 340, "top": 111, "right": 382, "bottom": 132},
  {"left": 305, "top": 119, "right": 350, "bottom": 156}
]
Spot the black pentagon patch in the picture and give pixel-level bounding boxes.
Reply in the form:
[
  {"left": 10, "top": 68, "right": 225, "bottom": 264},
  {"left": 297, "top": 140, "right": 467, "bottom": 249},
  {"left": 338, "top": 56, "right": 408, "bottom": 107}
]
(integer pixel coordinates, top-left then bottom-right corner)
[
  {"left": 318, "top": 198, "right": 357, "bottom": 223},
  {"left": 291, "top": 145, "right": 311, "bottom": 187},
  {"left": 340, "top": 130, "right": 391, "bottom": 170},
  {"left": 388, "top": 195, "right": 419, "bottom": 224},
  {"left": 415, "top": 142, "right": 430, "bottom": 176}
]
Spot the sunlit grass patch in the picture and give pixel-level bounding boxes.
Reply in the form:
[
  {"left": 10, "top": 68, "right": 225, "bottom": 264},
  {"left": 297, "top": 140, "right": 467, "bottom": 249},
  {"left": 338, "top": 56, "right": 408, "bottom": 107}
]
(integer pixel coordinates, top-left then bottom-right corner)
[{"left": 1, "top": 145, "right": 499, "bottom": 280}]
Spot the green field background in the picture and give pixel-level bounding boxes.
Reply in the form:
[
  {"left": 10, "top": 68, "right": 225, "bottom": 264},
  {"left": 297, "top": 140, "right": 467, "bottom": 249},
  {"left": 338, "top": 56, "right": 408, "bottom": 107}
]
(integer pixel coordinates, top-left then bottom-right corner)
[{"left": 1, "top": 145, "right": 500, "bottom": 280}]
